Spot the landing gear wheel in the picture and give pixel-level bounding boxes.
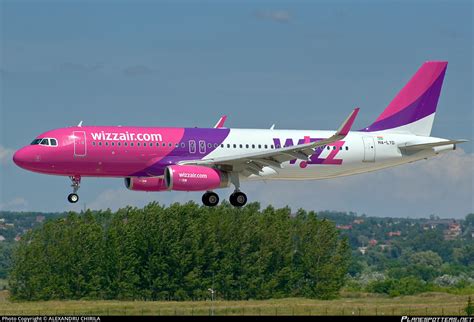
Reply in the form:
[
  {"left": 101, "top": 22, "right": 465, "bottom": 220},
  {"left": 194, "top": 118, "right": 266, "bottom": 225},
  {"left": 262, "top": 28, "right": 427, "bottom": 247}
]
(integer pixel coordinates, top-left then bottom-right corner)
[
  {"left": 68, "top": 175, "right": 81, "bottom": 204},
  {"left": 202, "top": 191, "right": 219, "bottom": 207},
  {"left": 68, "top": 193, "right": 79, "bottom": 203},
  {"left": 229, "top": 191, "right": 247, "bottom": 207}
]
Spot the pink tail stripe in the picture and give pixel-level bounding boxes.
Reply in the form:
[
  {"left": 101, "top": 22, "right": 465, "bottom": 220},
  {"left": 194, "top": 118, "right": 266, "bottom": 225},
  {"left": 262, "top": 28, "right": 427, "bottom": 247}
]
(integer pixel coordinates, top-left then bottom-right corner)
[{"left": 376, "top": 61, "right": 447, "bottom": 122}]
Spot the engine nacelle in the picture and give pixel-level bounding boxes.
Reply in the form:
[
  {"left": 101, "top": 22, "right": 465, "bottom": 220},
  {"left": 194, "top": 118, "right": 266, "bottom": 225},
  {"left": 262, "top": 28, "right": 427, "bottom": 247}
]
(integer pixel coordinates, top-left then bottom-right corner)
[
  {"left": 124, "top": 177, "right": 167, "bottom": 191},
  {"left": 165, "top": 165, "right": 229, "bottom": 191}
]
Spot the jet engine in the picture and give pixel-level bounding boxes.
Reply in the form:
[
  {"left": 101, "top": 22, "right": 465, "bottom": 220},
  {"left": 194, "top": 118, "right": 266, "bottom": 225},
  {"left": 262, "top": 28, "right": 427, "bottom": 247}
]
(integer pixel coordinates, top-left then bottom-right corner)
[
  {"left": 164, "top": 165, "right": 229, "bottom": 191},
  {"left": 124, "top": 177, "right": 168, "bottom": 191}
]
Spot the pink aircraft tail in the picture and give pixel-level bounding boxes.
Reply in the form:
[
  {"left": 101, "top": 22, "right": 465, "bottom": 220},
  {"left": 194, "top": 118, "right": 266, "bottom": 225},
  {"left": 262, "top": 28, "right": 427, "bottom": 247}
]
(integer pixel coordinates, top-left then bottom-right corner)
[{"left": 362, "top": 61, "right": 448, "bottom": 136}]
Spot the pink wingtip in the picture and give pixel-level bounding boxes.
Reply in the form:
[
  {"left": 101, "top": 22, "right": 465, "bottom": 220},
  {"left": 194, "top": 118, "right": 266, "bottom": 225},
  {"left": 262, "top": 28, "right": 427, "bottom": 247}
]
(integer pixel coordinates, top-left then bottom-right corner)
[{"left": 215, "top": 115, "right": 227, "bottom": 128}]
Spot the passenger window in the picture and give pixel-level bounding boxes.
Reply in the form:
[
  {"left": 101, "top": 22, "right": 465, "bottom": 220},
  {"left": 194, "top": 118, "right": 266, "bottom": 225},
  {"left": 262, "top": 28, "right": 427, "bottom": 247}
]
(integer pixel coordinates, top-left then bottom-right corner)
[
  {"left": 111, "top": 142, "right": 115, "bottom": 146},
  {"left": 227, "top": 144, "right": 230, "bottom": 148},
  {"left": 99, "top": 142, "right": 102, "bottom": 146},
  {"left": 181, "top": 143, "right": 185, "bottom": 148},
  {"left": 92, "top": 142, "right": 96, "bottom": 146},
  {"left": 137, "top": 142, "right": 141, "bottom": 146},
  {"left": 252, "top": 144, "right": 255, "bottom": 149},
  {"left": 214, "top": 143, "right": 218, "bottom": 148},
  {"left": 105, "top": 142, "right": 109, "bottom": 146},
  {"left": 118, "top": 142, "right": 121, "bottom": 146},
  {"left": 239, "top": 144, "right": 243, "bottom": 148},
  {"left": 168, "top": 143, "right": 172, "bottom": 147},
  {"left": 221, "top": 144, "right": 224, "bottom": 148},
  {"left": 124, "top": 142, "right": 128, "bottom": 146},
  {"left": 271, "top": 145, "right": 274, "bottom": 149},
  {"left": 258, "top": 145, "right": 261, "bottom": 149},
  {"left": 264, "top": 145, "right": 268, "bottom": 149},
  {"left": 208, "top": 143, "right": 212, "bottom": 148},
  {"left": 246, "top": 144, "right": 249, "bottom": 148},
  {"left": 327, "top": 146, "right": 330, "bottom": 150},
  {"left": 130, "top": 142, "right": 134, "bottom": 147},
  {"left": 233, "top": 144, "right": 236, "bottom": 148},
  {"left": 333, "top": 146, "right": 336, "bottom": 150},
  {"left": 346, "top": 146, "right": 349, "bottom": 150}
]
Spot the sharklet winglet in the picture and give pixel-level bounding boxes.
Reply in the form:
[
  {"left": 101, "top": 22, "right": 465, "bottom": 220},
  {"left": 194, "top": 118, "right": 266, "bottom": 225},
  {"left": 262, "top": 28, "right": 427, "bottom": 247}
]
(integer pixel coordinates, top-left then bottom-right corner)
[
  {"left": 214, "top": 115, "right": 227, "bottom": 128},
  {"left": 336, "top": 107, "right": 359, "bottom": 137}
]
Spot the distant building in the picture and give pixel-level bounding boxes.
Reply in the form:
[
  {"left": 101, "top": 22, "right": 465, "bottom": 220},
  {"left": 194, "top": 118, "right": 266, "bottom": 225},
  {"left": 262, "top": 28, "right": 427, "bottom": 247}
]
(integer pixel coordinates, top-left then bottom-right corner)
[
  {"left": 379, "top": 244, "right": 390, "bottom": 251},
  {"left": 369, "top": 239, "right": 378, "bottom": 246},
  {"left": 423, "top": 219, "right": 456, "bottom": 230},
  {"left": 336, "top": 224, "right": 352, "bottom": 230},
  {"left": 0, "top": 218, "right": 5, "bottom": 223},
  {"left": 14, "top": 235, "right": 21, "bottom": 242},
  {"left": 0, "top": 235, "right": 5, "bottom": 242},
  {"left": 444, "top": 222, "right": 461, "bottom": 240},
  {"left": 388, "top": 231, "right": 401, "bottom": 237},
  {"left": 353, "top": 219, "right": 364, "bottom": 225},
  {"left": 36, "top": 215, "right": 45, "bottom": 223},
  {"left": 358, "top": 247, "right": 367, "bottom": 255},
  {"left": 5, "top": 223, "right": 14, "bottom": 228}
]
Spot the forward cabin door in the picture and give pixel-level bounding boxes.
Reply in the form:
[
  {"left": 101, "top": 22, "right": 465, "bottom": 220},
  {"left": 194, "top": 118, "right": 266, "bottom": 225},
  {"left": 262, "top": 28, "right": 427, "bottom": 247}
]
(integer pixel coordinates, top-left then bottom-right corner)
[
  {"left": 73, "top": 131, "right": 87, "bottom": 157},
  {"left": 362, "top": 136, "right": 375, "bottom": 162}
]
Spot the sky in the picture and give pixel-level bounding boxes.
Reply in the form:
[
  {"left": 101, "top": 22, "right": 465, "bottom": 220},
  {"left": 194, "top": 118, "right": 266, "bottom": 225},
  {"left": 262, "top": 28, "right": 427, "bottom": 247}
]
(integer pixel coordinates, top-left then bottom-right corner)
[{"left": 0, "top": 0, "right": 472, "bottom": 218}]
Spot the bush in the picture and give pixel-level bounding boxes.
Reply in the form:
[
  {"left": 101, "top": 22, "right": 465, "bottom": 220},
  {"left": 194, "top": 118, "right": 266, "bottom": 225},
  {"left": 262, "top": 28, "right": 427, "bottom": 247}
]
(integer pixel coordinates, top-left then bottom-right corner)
[{"left": 366, "top": 276, "right": 427, "bottom": 297}]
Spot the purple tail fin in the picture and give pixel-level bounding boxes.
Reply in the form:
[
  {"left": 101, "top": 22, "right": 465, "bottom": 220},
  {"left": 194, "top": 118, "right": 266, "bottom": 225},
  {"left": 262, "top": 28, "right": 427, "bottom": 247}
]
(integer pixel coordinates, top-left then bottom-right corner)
[{"left": 362, "top": 61, "right": 448, "bottom": 136}]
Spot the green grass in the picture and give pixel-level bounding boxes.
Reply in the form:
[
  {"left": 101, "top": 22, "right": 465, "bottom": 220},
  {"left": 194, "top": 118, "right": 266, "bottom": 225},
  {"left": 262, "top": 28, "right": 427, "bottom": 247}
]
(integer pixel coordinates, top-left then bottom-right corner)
[{"left": 0, "top": 291, "right": 472, "bottom": 316}]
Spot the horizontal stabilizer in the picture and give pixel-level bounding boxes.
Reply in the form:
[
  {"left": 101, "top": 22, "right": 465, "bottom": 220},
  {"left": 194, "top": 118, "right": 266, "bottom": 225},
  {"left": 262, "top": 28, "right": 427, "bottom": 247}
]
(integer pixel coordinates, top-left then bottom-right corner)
[{"left": 400, "top": 139, "right": 468, "bottom": 151}]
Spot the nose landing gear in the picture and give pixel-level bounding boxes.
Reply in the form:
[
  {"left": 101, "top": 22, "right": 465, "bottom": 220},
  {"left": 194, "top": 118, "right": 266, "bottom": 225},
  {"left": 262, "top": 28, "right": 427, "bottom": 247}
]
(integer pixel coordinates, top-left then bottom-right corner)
[{"left": 67, "top": 175, "right": 81, "bottom": 203}]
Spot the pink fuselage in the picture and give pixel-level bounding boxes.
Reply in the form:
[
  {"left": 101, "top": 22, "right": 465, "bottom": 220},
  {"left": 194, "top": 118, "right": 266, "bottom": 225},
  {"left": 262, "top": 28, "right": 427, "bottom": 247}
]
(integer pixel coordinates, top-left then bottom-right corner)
[{"left": 13, "top": 126, "right": 230, "bottom": 177}]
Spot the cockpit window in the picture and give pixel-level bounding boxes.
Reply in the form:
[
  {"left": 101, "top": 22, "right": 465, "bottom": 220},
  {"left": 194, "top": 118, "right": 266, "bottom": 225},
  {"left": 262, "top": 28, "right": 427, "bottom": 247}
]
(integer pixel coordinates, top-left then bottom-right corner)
[
  {"left": 31, "top": 138, "right": 58, "bottom": 146},
  {"left": 31, "top": 139, "right": 42, "bottom": 145}
]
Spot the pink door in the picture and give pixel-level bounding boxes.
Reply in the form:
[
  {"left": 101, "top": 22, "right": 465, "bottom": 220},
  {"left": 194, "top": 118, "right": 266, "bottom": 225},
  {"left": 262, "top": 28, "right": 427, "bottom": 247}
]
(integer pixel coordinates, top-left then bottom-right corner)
[{"left": 73, "top": 131, "right": 87, "bottom": 157}]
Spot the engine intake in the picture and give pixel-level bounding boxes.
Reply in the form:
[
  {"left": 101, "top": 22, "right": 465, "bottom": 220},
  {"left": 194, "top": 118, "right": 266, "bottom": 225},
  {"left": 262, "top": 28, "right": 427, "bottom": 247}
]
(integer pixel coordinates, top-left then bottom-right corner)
[{"left": 165, "top": 165, "right": 229, "bottom": 191}]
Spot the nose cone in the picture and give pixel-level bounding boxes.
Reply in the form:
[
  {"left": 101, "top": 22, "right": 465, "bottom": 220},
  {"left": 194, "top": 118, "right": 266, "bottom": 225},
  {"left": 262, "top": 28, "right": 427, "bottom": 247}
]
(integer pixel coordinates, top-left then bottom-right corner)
[{"left": 13, "top": 147, "right": 34, "bottom": 169}]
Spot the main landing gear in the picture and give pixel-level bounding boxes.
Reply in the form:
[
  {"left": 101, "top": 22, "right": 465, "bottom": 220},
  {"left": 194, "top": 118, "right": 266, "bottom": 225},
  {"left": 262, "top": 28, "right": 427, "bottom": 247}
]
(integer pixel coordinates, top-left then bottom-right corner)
[
  {"left": 200, "top": 190, "right": 248, "bottom": 207},
  {"left": 229, "top": 190, "right": 247, "bottom": 207},
  {"left": 201, "top": 173, "right": 248, "bottom": 208},
  {"left": 67, "top": 175, "right": 81, "bottom": 203},
  {"left": 202, "top": 191, "right": 219, "bottom": 207}
]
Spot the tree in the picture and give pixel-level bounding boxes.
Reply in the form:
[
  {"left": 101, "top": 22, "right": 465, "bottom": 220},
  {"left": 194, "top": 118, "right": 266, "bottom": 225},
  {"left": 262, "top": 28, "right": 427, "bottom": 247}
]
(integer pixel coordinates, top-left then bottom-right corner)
[
  {"left": 466, "top": 296, "right": 474, "bottom": 316},
  {"left": 9, "top": 203, "right": 350, "bottom": 301}
]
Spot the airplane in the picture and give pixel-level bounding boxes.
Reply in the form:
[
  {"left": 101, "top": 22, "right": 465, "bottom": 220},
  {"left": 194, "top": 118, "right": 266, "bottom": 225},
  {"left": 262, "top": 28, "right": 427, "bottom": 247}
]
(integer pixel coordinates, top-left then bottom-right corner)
[{"left": 13, "top": 61, "right": 467, "bottom": 207}]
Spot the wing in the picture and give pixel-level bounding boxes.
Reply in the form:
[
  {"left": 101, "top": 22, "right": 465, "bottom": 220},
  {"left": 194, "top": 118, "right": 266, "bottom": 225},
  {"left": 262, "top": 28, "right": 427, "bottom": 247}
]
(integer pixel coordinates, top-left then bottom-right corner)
[
  {"left": 180, "top": 108, "right": 359, "bottom": 176},
  {"left": 399, "top": 139, "right": 468, "bottom": 151}
]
